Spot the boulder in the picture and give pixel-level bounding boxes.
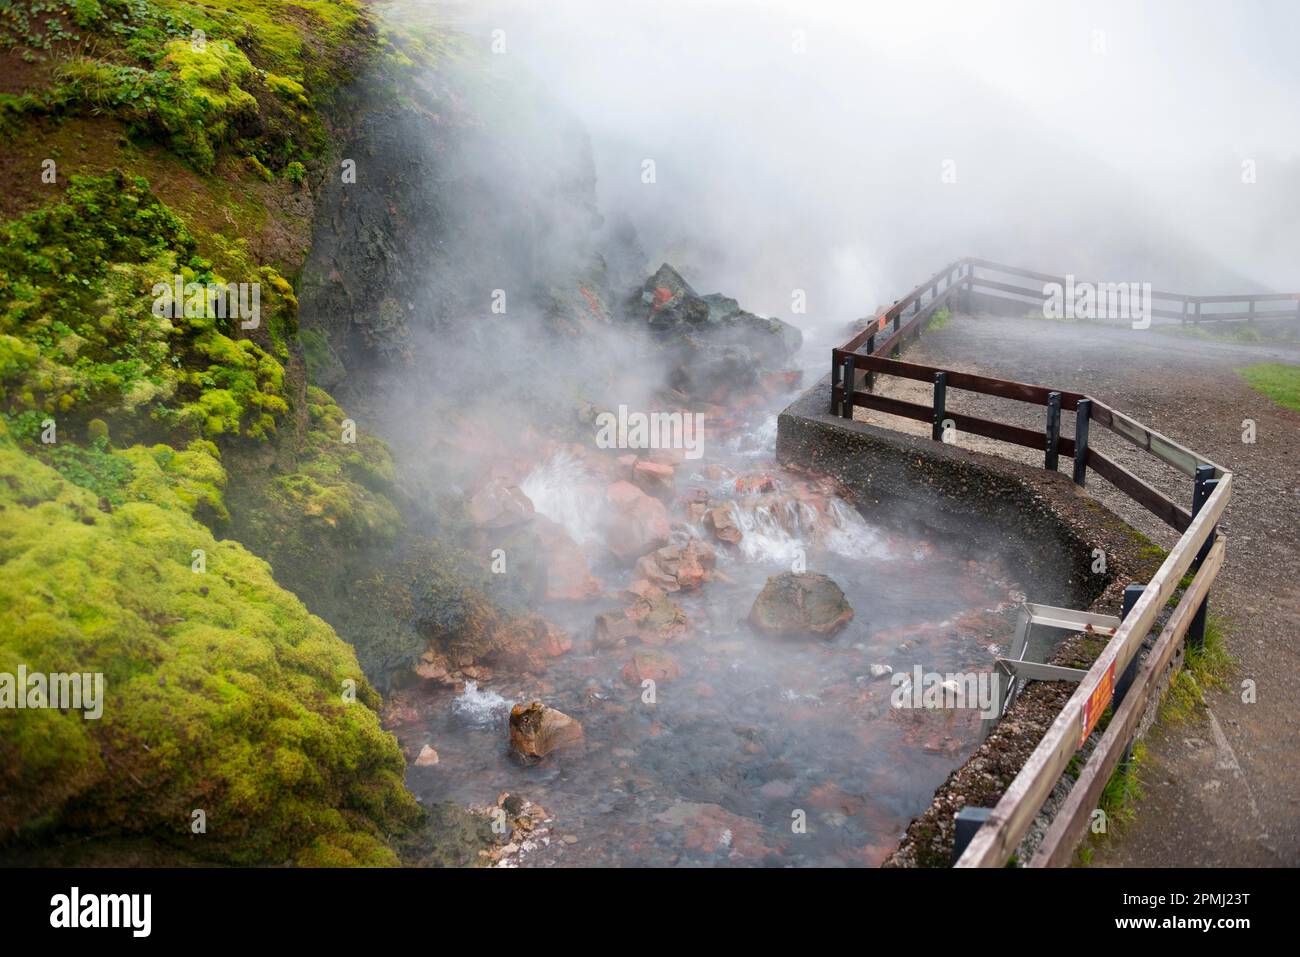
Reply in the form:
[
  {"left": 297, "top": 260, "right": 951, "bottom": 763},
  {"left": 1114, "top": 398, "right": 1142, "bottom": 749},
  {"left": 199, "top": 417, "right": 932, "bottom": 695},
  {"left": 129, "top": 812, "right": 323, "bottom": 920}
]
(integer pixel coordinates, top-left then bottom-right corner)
[
  {"left": 468, "top": 477, "right": 534, "bottom": 529},
  {"left": 624, "top": 264, "right": 803, "bottom": 402},
  {"left": 414, "top": 745, "right": 440, "bottom": 767},
  {"left": 414, "top": 650, "right": 451, "bottom": 682},
  {"left": 593, "top": 581, "right": 688, "bottom": 647},
  {"left": 534, "top": 516, "right": 601, "bottom": 601},
  {"left": 509, "top": 701, "right": 584, "bottom": 759},
  {"left": 593, "top": 610, "right": 640, "bottom": 648},
  {"left": 749, "top": 572, "right": 854, "bottom": 638},
  {"left": 603, "top": 480, "right": 670, "bottom": 561},
  {"left": 488, "top": 614, "right": 572, "bottom": 673},
  {"left": 703, "top": 505, "right": 743, "bottom": 544},
  {"left": 632, "top": 459, "right": 675, "bottom": 499},
  {"left": 634, "top": 540, "right": 716, "bottom": 592},
  {"left": 622, "top": 649, "right": 682, "bottom": 685},
  {"left": 623, "top": 580, "right": 688, "bottom": 644}
]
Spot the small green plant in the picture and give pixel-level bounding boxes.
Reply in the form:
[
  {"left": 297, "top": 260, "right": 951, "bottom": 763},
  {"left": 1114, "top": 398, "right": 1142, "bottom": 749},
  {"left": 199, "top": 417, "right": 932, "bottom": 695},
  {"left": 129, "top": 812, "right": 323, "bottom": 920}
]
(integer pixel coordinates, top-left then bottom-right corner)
[
  {"left": 284, "top": 159, "right": 306, "bottom": 185},
  {"left": 928, "top": 305, "right": 952, "bottom": 331}
]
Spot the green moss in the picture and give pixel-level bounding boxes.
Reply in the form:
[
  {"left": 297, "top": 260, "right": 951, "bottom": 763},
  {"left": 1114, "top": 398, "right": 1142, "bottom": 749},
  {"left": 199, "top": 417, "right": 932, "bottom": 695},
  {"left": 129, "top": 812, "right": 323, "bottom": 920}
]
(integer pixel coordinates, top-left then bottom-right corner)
[
  {"left": 927, "top": 306, "right": 952, "bottom": 331},
  {"left": 6, "top": 1, "right": 369, "bottom": 174},
  {"left": 0, "top": 171, "right": 293, "bottom": 442},
  {"left": 0, "top": 421, "right": 420, "bottom": 863}
]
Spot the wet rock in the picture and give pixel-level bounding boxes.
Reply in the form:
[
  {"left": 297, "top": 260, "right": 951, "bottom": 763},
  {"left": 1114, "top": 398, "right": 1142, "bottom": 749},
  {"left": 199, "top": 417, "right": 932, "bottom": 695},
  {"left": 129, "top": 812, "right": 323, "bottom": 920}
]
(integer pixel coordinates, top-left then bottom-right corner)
[
  {"left": 414, "top": 650, "right": 451, "bottom": 682},
  {"left": 593, "top": 610, "right": 639, "bottom": 648},
  {"left": 509, "top": 701, "right": 584, "bottom": 759},
  {"left": 703, "top": 505, "right": 742, "bottom": 544},
  {"left": 533, "top": 516, "right": 602, "bottom": 601},
  {"left": 603, "top": 480, "right": 670, "bottom": 561},
  {"left": 489, "top": 614, "right": 572, "bottom": 672},
  {"left": 633, "top": 539, "right": 716, "bottom": 592},
  {"left": 415, "top": 745, "right": 440, "bottom": 767},
  {"left": 594, "top": 581, "right": 688, "bottom": 647},
  {"left": 749, "top": 572, "right": 854, "bottom": 639},
  {"left": 869, "top": 663, "right": 893, "bottom": 679},
  {"left": 623, "top": 580, "right": 688, "bottom": 644},
  {"left": 622, "top": 649, "right": 682, "bottom": 685},
  {"left": 624, "top": 265, "right": 802, "bottom": 402},
  {"left": 468, "top": 477, "right": 535, "bottom": 529},
  {"left": 632, "top": 459, "right": 675, "bottom": 499}
]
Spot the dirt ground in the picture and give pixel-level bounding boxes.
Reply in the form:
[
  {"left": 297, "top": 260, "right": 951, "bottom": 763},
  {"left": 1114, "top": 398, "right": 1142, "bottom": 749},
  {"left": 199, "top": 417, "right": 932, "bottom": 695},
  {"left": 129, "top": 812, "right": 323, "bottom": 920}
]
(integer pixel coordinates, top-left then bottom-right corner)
[{"left": 856, "top": 312, "right": 1300, "bottom": 866}]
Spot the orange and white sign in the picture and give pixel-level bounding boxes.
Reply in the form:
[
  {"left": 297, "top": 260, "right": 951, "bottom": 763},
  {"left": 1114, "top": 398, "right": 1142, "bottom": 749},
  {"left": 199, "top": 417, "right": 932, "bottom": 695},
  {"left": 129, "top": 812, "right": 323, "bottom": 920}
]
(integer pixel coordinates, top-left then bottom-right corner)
[{"left": 1080, "top": 660, "right": 1116, "bottom": 747}]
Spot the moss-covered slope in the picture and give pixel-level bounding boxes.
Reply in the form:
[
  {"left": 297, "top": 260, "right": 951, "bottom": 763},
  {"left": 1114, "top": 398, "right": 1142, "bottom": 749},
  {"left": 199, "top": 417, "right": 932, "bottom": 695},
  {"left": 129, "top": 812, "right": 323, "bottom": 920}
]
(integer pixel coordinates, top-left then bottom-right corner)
[{"left": 0, "top": 1, "right": 497, "bottom": 864}]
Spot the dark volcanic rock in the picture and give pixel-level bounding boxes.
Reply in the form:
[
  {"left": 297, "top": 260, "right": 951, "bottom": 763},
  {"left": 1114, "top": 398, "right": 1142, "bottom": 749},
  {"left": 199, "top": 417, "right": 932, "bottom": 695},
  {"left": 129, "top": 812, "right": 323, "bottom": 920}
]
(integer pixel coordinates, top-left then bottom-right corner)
[{"left": 624, "top": 264, "right": 802, "bottom": 400}]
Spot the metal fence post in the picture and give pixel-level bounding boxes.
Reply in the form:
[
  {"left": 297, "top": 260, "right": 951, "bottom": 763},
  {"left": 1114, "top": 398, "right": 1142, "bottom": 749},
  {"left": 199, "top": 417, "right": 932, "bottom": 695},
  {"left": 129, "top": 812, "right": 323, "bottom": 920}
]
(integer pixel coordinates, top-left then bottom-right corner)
[
  {"left": 952, "top": 807, "right": 993, "bottom": 865},
  {"left": 1188, "top": 464, "right": 1218, "bottom": 649},
  {"left": 1044, "top": 391, "right": 1062, "bottom": 471},
  {"left": 1072, "top": 398, "right": 1091, "bottom": 486},
  {"left": 840, "top": 354, "right": 856, "bottom": 420},
  {"left": 932, "top": 371, "right": 948, "bottom": 441},
  {"left": 1115, "top": 583, "right": 1146, "bottom": 768}
]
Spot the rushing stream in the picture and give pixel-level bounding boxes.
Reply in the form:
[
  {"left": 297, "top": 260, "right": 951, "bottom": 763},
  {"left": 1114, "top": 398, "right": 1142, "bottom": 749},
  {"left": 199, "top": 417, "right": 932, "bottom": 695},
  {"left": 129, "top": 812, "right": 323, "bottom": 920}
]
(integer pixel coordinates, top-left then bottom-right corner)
[{"left": 388, "top": 378, "right": 1027, "bottom": 867}]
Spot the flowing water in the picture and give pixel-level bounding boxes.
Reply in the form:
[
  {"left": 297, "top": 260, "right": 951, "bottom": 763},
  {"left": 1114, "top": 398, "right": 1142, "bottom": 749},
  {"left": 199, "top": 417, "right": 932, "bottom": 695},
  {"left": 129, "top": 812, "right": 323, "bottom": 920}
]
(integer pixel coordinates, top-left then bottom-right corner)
[{"left": 394, "top": 384, "right": 1028, "bottom": 867}]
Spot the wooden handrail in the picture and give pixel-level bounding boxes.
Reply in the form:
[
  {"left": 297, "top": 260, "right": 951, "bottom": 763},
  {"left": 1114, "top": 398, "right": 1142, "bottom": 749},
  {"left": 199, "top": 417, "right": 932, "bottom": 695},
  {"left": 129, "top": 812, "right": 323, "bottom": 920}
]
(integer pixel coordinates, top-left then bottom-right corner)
[
  {"left": 954, "top": 474, "right": 1231, "bottom": 867},
  {"left": 828, "top": 257, "right": 1240, "bottom": 868}
]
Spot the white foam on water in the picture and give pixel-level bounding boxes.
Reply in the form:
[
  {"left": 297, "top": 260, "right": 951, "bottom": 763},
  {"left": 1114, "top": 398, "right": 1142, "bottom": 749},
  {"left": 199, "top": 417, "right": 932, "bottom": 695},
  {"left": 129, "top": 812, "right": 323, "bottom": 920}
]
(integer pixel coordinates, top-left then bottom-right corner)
[
  {"left": 722, "top": 494, "right": 889, "bottom": 566},
  {"left": 823, "top": 499, "right": 890, "bottom": 560},
  {"left": 520, "top": 450, "right": 601, "bottom": 545},
  {"left": 451, "top": 681, "right": 511, "bottom": 727},
  {"left": 725, "top": 413, "right": 778, "bottom": 458}
]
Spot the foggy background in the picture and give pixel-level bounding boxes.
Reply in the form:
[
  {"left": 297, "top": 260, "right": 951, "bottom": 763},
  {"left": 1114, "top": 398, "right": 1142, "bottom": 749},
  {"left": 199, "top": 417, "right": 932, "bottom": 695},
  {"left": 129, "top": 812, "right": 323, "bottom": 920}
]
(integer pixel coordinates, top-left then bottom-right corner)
[{"left": 418, "top": 0, "right": 1299, "bottom": 354}]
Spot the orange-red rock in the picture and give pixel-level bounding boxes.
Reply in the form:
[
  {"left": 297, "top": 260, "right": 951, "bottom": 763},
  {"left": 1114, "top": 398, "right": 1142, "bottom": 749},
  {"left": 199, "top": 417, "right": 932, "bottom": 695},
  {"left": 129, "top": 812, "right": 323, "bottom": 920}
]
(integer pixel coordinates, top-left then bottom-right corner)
[
  {"left": 622, "top": 649, "right": 682, "bottom": 684},
  {"left": 509, "top": 701, "right": 584, "bottom": 759}
]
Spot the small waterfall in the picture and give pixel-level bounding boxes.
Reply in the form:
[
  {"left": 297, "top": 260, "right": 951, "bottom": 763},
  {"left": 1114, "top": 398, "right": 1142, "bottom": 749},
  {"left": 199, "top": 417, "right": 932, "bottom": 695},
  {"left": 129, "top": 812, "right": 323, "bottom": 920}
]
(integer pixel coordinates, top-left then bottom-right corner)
[
  {"left": 451, "top": 681, "right": 511, "bottom": 727},
  {"left": 520, "top": 450, "right": 602, "bottom": 545}
]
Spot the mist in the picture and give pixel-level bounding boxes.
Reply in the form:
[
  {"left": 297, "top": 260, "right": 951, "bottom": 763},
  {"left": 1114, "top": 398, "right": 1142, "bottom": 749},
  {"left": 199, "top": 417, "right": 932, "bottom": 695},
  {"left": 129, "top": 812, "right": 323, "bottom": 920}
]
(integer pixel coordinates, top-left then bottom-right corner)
[{"left": 413, "top": 0, "right": 1298, "bottom": 361}]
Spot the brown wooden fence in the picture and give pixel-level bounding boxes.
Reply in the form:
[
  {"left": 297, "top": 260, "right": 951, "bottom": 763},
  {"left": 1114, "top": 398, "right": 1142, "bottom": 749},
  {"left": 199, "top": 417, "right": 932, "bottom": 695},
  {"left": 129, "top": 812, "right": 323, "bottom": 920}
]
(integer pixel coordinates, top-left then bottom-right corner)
[
  {"left": 964, "top": 257, "right": 1300, "bottom": 325},
  {"left": 829, "top": 257, "right": 1237, "bottom": 867}
]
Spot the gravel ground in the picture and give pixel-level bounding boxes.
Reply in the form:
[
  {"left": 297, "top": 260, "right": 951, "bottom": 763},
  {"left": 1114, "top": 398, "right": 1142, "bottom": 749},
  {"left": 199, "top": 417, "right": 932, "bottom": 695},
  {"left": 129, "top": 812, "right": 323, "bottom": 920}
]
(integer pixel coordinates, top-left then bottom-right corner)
[{"left": 860, "top": 312, "right": 1300, "bottom": 866}]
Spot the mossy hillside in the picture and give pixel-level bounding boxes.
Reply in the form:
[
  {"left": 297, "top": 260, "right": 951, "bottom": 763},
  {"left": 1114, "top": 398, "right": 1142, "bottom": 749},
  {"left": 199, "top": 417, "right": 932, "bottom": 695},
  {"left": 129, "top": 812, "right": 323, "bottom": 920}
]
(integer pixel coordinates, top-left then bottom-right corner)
[
  {"left": 3, "top": 0, "right": 371, "bottom": 175},
  {"left": 0, "top": 421, "right": 421, "bottom": 864},
  {"left": 0, "top": 171, "right": 294, "bottom": 443}
]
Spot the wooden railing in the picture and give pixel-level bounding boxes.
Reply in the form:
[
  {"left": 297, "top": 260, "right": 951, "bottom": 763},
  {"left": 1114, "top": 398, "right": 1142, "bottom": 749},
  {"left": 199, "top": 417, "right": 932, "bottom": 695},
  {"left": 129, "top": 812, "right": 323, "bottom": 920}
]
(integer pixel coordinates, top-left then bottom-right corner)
[
  {"left": 965, "top": 257, "right": 1300, "bottom": 324},
  {"left": 829, "top": 257, "right": 1237, "bottom": 867}
]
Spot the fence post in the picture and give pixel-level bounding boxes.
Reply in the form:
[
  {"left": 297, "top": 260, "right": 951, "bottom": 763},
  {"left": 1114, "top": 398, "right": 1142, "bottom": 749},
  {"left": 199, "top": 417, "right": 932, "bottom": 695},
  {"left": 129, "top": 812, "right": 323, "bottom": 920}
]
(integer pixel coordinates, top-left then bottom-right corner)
[
  {"left": 840, "top": 354, "right": 856, "bottom": 420},
  {"left": 829, "top": 352, "right": 840, "bottom": 414},
  {"left": 952, "top": 806, "right": 993, "bottom": 865},
  {"left": 932, "top": 371, "right": 948, "bottom": 441},
  {"left": 1072, "top": 398, "right": 1091, "bottom": 486},
  {"left": 865, "top": 334, "right": 876, "bottom": 391},
  {"left": 1115, "top": 582, "right": 1146, "bottom": 768},
  {"left": 1044, "top": 391, "right": 1062, "bottom": 471},
  {"left": 1188, "top": 464, "right": 1218, "bottom": 649}
]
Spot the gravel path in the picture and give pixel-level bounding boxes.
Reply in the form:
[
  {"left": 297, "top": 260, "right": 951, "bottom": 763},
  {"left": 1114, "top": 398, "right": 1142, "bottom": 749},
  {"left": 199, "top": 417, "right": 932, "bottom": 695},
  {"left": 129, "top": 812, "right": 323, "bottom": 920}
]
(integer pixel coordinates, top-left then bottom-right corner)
[{"left": 856, "top": 313, "right": 1300, "bottom": 866}]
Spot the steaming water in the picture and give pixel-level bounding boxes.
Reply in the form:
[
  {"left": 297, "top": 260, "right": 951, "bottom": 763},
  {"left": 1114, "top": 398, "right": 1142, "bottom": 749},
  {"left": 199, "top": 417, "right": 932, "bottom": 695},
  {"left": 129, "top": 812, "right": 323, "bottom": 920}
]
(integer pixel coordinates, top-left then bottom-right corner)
[
  {"left": 520, "top": 450, "right": 602, "bottom": 546},
  {"left": 397, "top": 384, "right": 1028, "bottom": 867},
  {"left": 451, "top": 681, "right": 511, "bottom": 728}
]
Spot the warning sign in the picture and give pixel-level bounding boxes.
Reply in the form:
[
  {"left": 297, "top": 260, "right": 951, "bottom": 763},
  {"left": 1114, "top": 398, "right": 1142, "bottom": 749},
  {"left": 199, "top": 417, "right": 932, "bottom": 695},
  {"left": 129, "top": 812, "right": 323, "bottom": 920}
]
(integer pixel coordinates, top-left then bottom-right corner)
[{"left": 1080, "top": 660, "right": 1116, "bottom": 746}]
